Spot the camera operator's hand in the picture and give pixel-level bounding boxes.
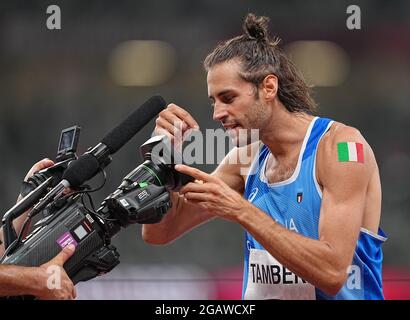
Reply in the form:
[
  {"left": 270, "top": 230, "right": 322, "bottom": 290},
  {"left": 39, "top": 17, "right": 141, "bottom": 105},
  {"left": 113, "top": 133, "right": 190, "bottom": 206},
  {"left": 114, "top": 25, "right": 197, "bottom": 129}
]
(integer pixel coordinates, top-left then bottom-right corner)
[
  {"left": 154, "top": 103, "right": 199, "bottom": 151},
  {"left": 15, "top": 158, "right": 55, "bottom": 236},
  {"left": 17, "top": 158, "right": 55, "bottom": 202},
  {"left": 0, "top": 158, "right": 77, "bottom": 299},
  {"left": 22, "top": 158, "right": 55, "bottom": 185},
  {"left": 33, "top": 244, "right": 76, "bottom": 300},
  {"left": 0, "top": 158, "right": 55, "bottom": 255}
]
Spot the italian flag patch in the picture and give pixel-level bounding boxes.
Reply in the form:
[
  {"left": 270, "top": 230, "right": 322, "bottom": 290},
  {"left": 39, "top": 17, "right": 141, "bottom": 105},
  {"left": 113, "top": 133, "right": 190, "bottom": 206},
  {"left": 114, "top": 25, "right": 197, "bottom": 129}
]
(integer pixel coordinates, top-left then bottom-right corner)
[{"left": 337, "top": 142, "right": 364, "bottom": 163}]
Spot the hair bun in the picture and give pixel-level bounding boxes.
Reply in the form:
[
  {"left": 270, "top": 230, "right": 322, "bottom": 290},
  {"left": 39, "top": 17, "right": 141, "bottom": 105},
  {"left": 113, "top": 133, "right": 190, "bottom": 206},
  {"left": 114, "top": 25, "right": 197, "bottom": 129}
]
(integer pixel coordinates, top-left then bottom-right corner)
[{"left": 243, "top": 13, "right": 270, "bottom": 41}]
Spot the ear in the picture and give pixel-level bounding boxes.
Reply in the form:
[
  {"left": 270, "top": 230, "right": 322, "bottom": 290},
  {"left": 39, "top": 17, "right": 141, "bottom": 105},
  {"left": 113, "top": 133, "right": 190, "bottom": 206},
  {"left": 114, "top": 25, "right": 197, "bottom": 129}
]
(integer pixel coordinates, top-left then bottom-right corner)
[{"left": 261, "top": 75, "right": 278, "bottom": 101}]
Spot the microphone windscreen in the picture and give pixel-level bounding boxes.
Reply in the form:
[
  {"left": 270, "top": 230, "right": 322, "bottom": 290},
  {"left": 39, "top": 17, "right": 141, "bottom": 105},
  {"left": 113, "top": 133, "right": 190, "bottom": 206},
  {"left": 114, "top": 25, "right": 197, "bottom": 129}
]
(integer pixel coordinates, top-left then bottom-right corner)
[
  {"left": 62, "top": 154, "right": 100, "bottom": 187},
  {"left": 101, "top": 96, "right": 166, "bottom": 154}
]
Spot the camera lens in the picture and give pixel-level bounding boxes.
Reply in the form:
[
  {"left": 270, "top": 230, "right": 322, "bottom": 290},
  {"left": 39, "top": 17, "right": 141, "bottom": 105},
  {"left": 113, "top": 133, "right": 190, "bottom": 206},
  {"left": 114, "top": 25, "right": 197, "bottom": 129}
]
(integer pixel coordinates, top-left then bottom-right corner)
[{"left": 120, "top": 160, "right": 176, "bottom": 190}]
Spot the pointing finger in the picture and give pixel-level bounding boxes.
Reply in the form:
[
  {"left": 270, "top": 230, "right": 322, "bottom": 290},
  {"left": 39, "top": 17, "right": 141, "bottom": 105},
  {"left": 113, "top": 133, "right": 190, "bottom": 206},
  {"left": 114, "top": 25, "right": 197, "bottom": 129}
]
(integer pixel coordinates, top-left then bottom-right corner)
[{"left": 174, "top": 164, "right": 214, "bottom": 182}]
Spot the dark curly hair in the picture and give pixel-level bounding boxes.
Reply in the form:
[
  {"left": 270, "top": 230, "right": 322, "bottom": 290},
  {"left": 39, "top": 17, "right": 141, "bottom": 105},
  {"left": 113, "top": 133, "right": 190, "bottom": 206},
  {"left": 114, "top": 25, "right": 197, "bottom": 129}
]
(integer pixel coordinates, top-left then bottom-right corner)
[{"left": 204, "top": 13, "right": 317, "bottom": 114}]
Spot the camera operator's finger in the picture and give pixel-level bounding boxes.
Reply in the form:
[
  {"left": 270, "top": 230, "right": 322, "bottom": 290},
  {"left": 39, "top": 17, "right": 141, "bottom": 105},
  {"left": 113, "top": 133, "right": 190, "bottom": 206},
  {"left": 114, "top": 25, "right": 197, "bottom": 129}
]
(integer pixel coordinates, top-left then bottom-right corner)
[
  {"left": 37, "top": 158, "right": 55, "bottom": 168},
  {"left": 63, "top": 187, "right": 74, "bottom": 195},
  {"left": 24, "top": 158, "right": 55, "bottom": 181},
  {"left": 72, "top": 285, "right": 77, "bottom": 299},
  {"left": 47, "top": 244, "right": 76, "bottom": 266}
]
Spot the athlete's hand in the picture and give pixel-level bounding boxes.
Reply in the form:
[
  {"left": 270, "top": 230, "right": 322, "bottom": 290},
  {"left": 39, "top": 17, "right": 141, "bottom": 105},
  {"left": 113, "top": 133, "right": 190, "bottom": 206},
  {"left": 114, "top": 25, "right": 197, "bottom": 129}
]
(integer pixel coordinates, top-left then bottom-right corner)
[
  {"left": 154, "top": 103, "right": 199, "bottom": 151},
  {"left": 175, "top": 164, "right": 249, "bottom": 222}
]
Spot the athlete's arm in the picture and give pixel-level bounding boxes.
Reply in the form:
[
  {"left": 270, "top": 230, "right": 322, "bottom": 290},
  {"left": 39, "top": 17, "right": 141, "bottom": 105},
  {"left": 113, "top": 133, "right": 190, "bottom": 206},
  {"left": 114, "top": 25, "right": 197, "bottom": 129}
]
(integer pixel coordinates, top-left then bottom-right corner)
[
  {"left": 142, "top": 154, "right": 243, "bottom": 244},
  {"left": 176, "top": 125, "right": 375, "bottom": 295},
  {"left": 142, "top": 103, "right": 252, "bottom": 245}
]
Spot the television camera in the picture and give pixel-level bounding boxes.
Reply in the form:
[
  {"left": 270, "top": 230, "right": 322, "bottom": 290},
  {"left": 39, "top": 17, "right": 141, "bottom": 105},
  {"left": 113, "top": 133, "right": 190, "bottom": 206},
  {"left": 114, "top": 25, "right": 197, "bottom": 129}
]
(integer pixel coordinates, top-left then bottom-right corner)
[{"left": 1, "top": 96, "right": 193, "bottom": 287}]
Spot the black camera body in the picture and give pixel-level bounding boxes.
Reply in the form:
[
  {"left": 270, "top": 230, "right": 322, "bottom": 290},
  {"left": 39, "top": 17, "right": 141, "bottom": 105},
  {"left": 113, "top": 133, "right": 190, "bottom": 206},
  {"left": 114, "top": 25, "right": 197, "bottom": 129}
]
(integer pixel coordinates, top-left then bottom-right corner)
[
  {"left": 102, "top": 135, "right": 192, "bottom": 227},
  {"left": 1, "top": 135, "right": 193, "bottom": 285},
  {"left": 2, "top": 199, "right": 119, "bottom": 284}
]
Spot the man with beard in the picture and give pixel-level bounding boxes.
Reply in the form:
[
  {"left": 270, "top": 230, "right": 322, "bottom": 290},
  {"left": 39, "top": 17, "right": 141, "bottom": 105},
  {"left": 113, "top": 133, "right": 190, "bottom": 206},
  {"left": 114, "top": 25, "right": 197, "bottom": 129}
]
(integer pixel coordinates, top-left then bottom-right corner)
[{"left": 142, "top": 14, "right": 386, "bottom": 300}]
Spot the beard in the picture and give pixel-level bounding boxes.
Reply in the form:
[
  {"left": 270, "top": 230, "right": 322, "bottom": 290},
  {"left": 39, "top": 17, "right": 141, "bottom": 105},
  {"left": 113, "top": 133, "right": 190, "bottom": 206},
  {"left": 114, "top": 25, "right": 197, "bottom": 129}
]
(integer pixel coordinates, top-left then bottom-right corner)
[
  {"left": 233, "top": 128, "right": 260, "bottom": 147},
  {"left": 229, "top": 101, "right": 266, "bottom": 147},
  {"left": 226, "top": 118, "right": 262, "bottom": 148}
]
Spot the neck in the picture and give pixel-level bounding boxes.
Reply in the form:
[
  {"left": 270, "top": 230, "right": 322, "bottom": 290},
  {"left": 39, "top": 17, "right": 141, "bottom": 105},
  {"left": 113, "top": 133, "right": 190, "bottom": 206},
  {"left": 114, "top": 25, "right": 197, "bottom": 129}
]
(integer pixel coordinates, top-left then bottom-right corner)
[{"left": 260, "top": 101, "right": 314, "bottom": 156}]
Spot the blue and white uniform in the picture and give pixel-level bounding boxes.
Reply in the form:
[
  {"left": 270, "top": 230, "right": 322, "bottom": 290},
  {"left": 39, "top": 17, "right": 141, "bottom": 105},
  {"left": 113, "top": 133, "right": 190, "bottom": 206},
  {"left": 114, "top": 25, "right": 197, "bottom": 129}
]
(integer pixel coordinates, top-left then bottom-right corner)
[{"left": 242, "top": 117, "right": 386, "bottom": 300}]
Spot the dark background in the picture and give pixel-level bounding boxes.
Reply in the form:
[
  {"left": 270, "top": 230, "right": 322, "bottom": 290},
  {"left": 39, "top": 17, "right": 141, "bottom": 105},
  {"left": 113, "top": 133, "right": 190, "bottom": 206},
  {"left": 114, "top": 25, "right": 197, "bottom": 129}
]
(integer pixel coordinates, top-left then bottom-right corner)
[{"left": 0, "top": 0, "right": 409, "bottom": 298}]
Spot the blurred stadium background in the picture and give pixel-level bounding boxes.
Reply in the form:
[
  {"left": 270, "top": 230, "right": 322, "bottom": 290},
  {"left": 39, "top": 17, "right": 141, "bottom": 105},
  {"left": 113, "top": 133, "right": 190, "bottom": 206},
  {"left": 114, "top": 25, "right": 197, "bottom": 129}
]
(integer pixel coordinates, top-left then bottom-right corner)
[{"left": 0, "top": 0, "right": 409, "bottom": 299}]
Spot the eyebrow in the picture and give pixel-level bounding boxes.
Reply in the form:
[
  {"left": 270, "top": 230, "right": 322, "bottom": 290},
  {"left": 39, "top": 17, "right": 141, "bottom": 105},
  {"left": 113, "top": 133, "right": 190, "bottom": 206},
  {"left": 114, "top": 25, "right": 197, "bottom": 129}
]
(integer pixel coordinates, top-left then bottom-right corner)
[{"left": 208, "top": 89, "right": 235, "bottom": 100}]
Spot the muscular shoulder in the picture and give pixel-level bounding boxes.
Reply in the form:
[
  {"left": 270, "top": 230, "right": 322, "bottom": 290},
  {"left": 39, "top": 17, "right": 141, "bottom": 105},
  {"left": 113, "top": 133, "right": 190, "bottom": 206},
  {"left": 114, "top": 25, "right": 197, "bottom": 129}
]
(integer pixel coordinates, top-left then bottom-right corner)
[
  {"left": 317, "top": 122, "right": 375, "bottom": 189},
  {"left": 320, "top": 123, "right": 367, "bottom": 156},
  {"left": 212, "top": 141, "right": 262, "bottom": 193}
]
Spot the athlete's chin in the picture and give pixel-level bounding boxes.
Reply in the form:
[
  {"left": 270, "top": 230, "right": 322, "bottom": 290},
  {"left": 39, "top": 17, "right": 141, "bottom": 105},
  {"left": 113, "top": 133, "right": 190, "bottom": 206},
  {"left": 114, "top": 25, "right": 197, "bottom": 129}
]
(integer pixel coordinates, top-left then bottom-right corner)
[
  {"left": 227, "top": 127, "right": 254, "bottom": 147},
  {"left": 230, "top": 134, "right": 252, "bottom": 148}
]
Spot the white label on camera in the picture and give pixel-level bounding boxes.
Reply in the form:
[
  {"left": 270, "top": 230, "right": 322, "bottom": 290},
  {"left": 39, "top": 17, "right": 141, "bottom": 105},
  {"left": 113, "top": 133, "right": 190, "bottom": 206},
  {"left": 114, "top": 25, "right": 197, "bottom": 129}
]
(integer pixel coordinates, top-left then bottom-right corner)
[
  {"left": 85, "top": 214, "right": 94, "bottom": 224},
  {"left": 137, "top": 190, "right": 149, "bottom": 202},
  {"left": 119, "top": 199, "right": 130, "bottom": 207},
  {"left": 74, "top": 225, "right": 87, "bottom": 240}
]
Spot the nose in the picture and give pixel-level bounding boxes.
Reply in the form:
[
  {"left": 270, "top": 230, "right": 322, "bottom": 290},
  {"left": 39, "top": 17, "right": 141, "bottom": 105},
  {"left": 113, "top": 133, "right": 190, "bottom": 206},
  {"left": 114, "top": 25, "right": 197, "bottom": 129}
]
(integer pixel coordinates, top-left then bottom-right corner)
[{"left": 212, "top": 103, "right": 228, "bottom": 122}]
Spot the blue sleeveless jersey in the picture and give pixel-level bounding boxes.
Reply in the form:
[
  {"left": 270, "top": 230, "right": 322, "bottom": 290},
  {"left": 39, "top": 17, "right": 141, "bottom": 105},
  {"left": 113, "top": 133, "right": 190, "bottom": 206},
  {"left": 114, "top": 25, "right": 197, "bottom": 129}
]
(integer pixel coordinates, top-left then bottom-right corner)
[{"left": 242, "top": 117, "right": 386, "bottom": 300}]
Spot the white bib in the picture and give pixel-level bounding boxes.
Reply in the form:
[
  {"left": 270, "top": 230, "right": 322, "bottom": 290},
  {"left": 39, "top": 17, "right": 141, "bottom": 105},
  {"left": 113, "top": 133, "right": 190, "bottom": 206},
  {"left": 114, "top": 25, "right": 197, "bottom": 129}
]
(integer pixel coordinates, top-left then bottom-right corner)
[{"left": 244, "top": 248, "right": 316, "bottom": 300}]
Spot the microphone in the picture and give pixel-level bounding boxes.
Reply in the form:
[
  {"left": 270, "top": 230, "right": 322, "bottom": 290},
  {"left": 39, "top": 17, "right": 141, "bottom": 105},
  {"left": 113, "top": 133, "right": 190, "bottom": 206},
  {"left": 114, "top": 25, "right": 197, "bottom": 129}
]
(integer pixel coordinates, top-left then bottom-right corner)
[
  {"left": 29, "top": 96, "right": 166, "bottom": 217},
  {"left": 60, "top": 95, "right": 167, "bottom": 187},
  {"left": 86, "top": 95, "right": 166, "bottom": 167},
  {"left": 22, "top": 96, "right": 166, "bottom": 197}
]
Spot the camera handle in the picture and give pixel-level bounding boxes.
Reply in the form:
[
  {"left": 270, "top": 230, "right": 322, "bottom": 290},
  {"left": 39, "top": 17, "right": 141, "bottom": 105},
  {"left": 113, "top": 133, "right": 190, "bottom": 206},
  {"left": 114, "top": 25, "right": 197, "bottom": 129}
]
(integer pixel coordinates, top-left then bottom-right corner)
[{"left": 1, "top": 177, "right": 53, "bottom": 251}]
